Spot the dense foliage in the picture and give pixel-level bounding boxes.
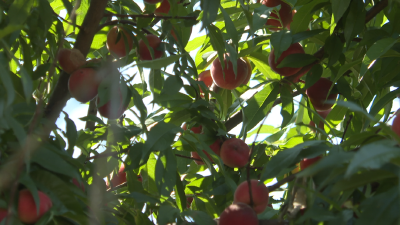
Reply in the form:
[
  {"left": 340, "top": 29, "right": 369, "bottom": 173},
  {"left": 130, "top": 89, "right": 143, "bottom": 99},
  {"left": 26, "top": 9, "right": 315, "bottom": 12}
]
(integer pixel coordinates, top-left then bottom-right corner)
[{"left": 0, "top": 0, "right": 399, "bottom": 224}]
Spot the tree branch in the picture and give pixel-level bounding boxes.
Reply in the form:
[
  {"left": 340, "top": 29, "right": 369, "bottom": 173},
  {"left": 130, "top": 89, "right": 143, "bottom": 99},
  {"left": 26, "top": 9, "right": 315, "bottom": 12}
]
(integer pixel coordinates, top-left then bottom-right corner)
[
  {"left": 365, "top": 0, "right": 388, "bottom": 23},
  {"left": 97, "top": 20, "right": 152, "bottom": 34},
  {"left": 104, "top": 13, "right": 198, "bottom": 21},
  {"left": 267, "top": 174, "right": 296, "bottom": 192}
]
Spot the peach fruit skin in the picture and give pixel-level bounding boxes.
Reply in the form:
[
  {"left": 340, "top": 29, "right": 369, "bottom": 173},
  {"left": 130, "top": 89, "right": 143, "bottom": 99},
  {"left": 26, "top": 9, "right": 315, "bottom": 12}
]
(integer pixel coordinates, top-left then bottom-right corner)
[
  {"left": 106, "top": 26, "right": 134, "bottom": 58},
  {"left": 154, "top": 0, "right": 170, "bottom": 16},
  {"left": 18, "top": 189, "right": 53, "bottom": 224},
  {"left": 392, "top": 114, "right": 400, "bottom": 138},
  {"left": 138, "top": 34, "right": 163, "bottom": 61},
  {"left": 306, "top": 78, "right": 338, "bottom": 111},
  {"left": 57, "top": 48, "right": 86, "bottom": 74},
  {"left": 219, "top": 203, "right": 258, "bottom": 225},
  {"left": 268, "top": 42, "right": 305, "bottom": 77},
  {"left": 0, "top": 208, "right": 7, "bottom": 222},
  {"left": 234, "top": 179, "right": 270, "bottom": 214},
  {"left": 300, "top": 156, "right": 322, "bottom": 170},
  {"left": 220, "top": 138, "right": 250, "bottom": 168},
  {"left": 210, "top": 56, "right": 248, "bottom": 90},
  {"left": 264, "top": 1, "right": 293, "bottom": 31},
  {"left": 68, "top": 68, "right": 100, "bottom": 103},
  {"left": 310, "top": 109, "right": 332, "bottom": 130}
]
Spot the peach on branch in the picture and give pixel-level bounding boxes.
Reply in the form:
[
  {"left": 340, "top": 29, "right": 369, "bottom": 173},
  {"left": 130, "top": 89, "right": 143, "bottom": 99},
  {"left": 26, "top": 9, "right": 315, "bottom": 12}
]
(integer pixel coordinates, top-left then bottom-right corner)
[
  {"left": 57, "top": 48, "right": 86, "bottom": 74},
  {"left": 263, "top": 0, "right": 293, "bottom": 31},
  {"left": 106, "top": 26, "right": 134, "bottom": 58},
  {"left": 219, "top": 203, "right": 258, "bottom": 225},
  {"left": 210, "top": 55, "right": 248, "bottom": 90},
  {"left": 300, "top": 156, "right": 322, "bottom": 170},
  {"left": 392, "top": 113, "right": 400, "bottom": 138},
  {"left": 306, "top": 78, "right": 338, "bottom": 111},
  {"left": 234, "top": 179, "right": 270, "bottom": 214},
  {"left": 97, "top": 90, "right": 128, "bottom": 120},
  {"left": 268, "top": 42, "right": 305, "bottom": 77},
  {"left": 154, "top": 0, "right": 170, "bottom": 16},
  {"left": 0, "top": 208, "right": 7, "bottom": 222},
  {"left": 18, "top": 189, "right": 52, "bottom": 224},
  {"left": 68, "top": 68, "right": 101, "bottom": 103},
  {"left": 220, "top": 138, "right": 250, "bottom": 168},
  {"left": 138, "top": 34, "right": 163, "bottom": 60},
  {"left": 182, "top": 123, "right": 202, "bottom": 134}
]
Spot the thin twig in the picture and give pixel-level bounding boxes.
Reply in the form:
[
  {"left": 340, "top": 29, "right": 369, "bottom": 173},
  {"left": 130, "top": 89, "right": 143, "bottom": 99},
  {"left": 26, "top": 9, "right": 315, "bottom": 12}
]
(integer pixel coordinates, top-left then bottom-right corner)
[
  {"left": 53, "top": 11, "right": 83, "bottom": 29},
  {"left": 97, "top": 20, "right": 152, "bottom": 34},
  {"left": 340, "top": 114, "right": 353, "bottom": 144},
  {"left": 268, "top": 174, "right": 296, "bottom": 192}
]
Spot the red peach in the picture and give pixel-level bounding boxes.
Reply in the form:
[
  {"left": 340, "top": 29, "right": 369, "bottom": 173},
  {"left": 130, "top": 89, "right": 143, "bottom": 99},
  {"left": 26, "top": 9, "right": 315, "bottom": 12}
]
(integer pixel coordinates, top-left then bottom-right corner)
[
  {"left": 268, "top": 43, "right": 305, "bottom": 77},
  {"left": 18, "top": 189, "right": 52, "bottom": 224},
  {"left": 300, "top": 156, "right": 322, "bottom": 170},
  {"left": 68, "top": 68, "right": 101, "bottom": 103},
  {"left": 97, "top": 90, "right": 128, "bottom": 120},
  {"left": 0, "top": 208, "right": 7, "bottom": 222},
  {"left": 306, "top": 78, "right": 338, "bottom": 111},
  {"left": 72, "top": 178, "right": 85, "bottom": 192},
  {"left": 57, "top": 48, "right": 86, "bottom": 74},
  {"left": 392, "top": 114, "right": 400, "bottom": 138},
  {"left": 220, "top": 138, "right": 250, "bottom": 168},
  {"left": 265, "top": 1, "right": 293, "bottom": 31},
  {"left": 138, "top": 34, "right": 163, "bottom": 60},
  {"left": 182, "top": 123, "right": 202, "bottom": 134},
  {"left": 210, "top": 56, "right": 248, "bottom": 90},
  {"left": 234, "top": 179, "right": 270, "bottom": 214},
  {"left": 219, "top": 203, "right": 258, "bottom": 225},
  {"left": 261, "top": 0, "right": 284, "bottom": 7},
  {"left": 106, "top": 26, "right": 134, "bottom": 58},
  {"left": 154, "top": 0, "right": 170, "bottom": 16}
]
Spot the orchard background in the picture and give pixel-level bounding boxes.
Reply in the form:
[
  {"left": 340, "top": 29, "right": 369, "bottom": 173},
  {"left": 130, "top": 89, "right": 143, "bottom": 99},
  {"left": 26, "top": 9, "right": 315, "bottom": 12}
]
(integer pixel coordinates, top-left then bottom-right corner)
[{"left": 0, "top": 0, "right": 400, "bottom": 224}]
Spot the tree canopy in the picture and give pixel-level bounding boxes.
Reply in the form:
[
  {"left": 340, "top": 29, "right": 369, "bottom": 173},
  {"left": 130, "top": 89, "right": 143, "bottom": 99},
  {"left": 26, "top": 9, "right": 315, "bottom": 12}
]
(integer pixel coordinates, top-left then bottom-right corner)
[{"left": 0, "top": 0, "right": 400, "bottom": 224}]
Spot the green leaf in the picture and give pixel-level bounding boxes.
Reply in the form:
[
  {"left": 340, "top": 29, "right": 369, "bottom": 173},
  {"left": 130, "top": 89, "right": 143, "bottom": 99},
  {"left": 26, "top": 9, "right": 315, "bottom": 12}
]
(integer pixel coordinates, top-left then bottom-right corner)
[
  {"left": 181, "top": 210, "right": 217, "bottom": 225},
  {"left": 137, "top": 55, "right": 182, "bottom": 69},
  {"left": 280, "top": 84, "right": 294, "bottom": 128},
  {"left": 291, "top": 29, "right": 327, "bottom": 43},
  {"left": 201, "top": 0, "right": 220, "bottom": 28},
  {"left": 32, "top": 63, "right": 51, "bottom": 80},
  {"left": 345, "top": 140, "right": 400, "bottom": 177},
  {"left": 252, "top": 5, "right": 273, "bottom": 33},
  {"left": 8, "top": 0, "right": 34, "bottom": 26},
  {"left": 118, "top": 192, "right": 160, "bottom": 204},
  {"left": 157, "top": 93, "right": 193, "bottom": 108},
  {"left": 290, "top": 0, "right": 329, "bottom": 34},
  {"left": 63, "top": 112, "right": 77, "bottom": 155},
  {"left": 31, "top": 147, "right": 79, "bottom": 178},
  {"left": 304, "top": 64, "right": 323, "bottom": 89},
  {"left": 334, "top": 100, "right": 377, "bottom": 122},
  {"left": 331, "top": 170, "right": 396, "bottom": 194},
  {"left": 78, "top": 115, "right": 105, "bottom": 125},
  {"left": 277, "top": 54, "right": 318, "bottom": 68},
  {"left": 260, "top": 140, "right": 326, "bottom": 181},
  {"left": 331, "top": 0, "right": 351, "bottom": 24},
  {"left": 220, "top": 6, "right": 238, "bottom": 46},
  {"left": 140, "top": 122, "right": 181, "bottom": 164},
  {"left": 248, "top": 52, "right": 280, "bottom": 80},
  {"left": 155, "top": 150, "right": 177, "bottom": 197},
  {"left": 149, "top": 69, "right": 164, "bottom": 98},
  {"left": 160, "top": 75, "right": 183, "bottom": 96},
  {"left": 324, "top": 35, "right": 344, "bottom": 67},
  {"left": 242, "top": 82, "right": 280, "bottom": 135},
  {"left": 270, "top": 31, "right": 292, "bottom": 63},
  {"left": 207, "top": 25, "right": 225, "bottom": 65},
  {"left": 0, "top": 55, "right": 15, "bottom": 106},
  {"left": 360, "top": 37, "right": 397, "bottom": 77},
  {"left": 343, "top": 0, "right": 366, "bottom": 46}
]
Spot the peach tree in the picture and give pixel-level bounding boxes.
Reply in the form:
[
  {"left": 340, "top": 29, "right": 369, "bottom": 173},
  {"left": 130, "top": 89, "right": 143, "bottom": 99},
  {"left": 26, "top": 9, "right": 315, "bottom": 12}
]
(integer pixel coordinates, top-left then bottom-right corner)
[{"left": 0, "top": 0, "right": 399, "bottom": 224}]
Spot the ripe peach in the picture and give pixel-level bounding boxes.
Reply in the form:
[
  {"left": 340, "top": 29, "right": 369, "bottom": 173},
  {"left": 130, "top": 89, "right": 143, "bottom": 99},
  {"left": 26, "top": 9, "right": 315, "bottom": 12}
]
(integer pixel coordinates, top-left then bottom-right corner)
[
  {"left": 144, "top": 0, "right": 163, "bottom": 4},
  {"left": 286, "top": 10, "right": 297, "bottom": 30},
  {"left": 241, "top": 57, "right": 252, "bottom": 84},
  {"left": 306, "top": 78, "right": 338, "bottom": 111},
  {"left": 0, "top": 208, "right": 7, "bottom": 222},
  {"left": 138, "top": 34, "right": 163, "bottom": 60},
  {"left": 261, "top": 0, "right": 283, "bottom": 7},
  {"left": 234, "top": 180, "right": 269, "bottom": 214},
  {"left": 265, "top": 1, "right": 293, "bottom": 31},
  {"left": 57, "top": 48, "right": 86, "bottom": 74},
  {"left": 268, "top": 42, "right": 305, "bottom": 77},
  {"left": 106, "top": 164, "right": 142, "bottom": 188},
  {"left": 392, "top": 113, "right": 400, "bottom": 137},
  {"left": 300, "top": 156, "right": 322, "bottom": 170},
  {"left": 219, "top": 203, "right": 258, "bottom": 225},
  {"left": 106, "top": 26, "right": 134, "bottom": 58},
  {"left": 182, "top": 123, "right": 202, "bottom": 133},
  {"left": 210, "top": 56, "right": 248, "bottom": 90},
  {"left": 18, "top": 189, "right": 52, "bottom": 224},
  {"left": 310, "top": 109, "right": 331, "bottom": 130},
  {"left": 72, "top": 178, "right": 85, "bottom": 192},
  {"left": 220, "top": 138, "right": 250, "bottom": 168},
  {"left": 97, "top": 90, "right": 128, "bottom": 119},
  {"left": 191, "top": 139, "right": 222, "bottom": 165},
  {"left": 154, "top": 0, "right": 170, "bottom": 16},
  {"left": 197, "top": 70, "right": 213, "bottom": 93},
  {"left": 68, "top": 68, "right": 101, "bottom": 103}
]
